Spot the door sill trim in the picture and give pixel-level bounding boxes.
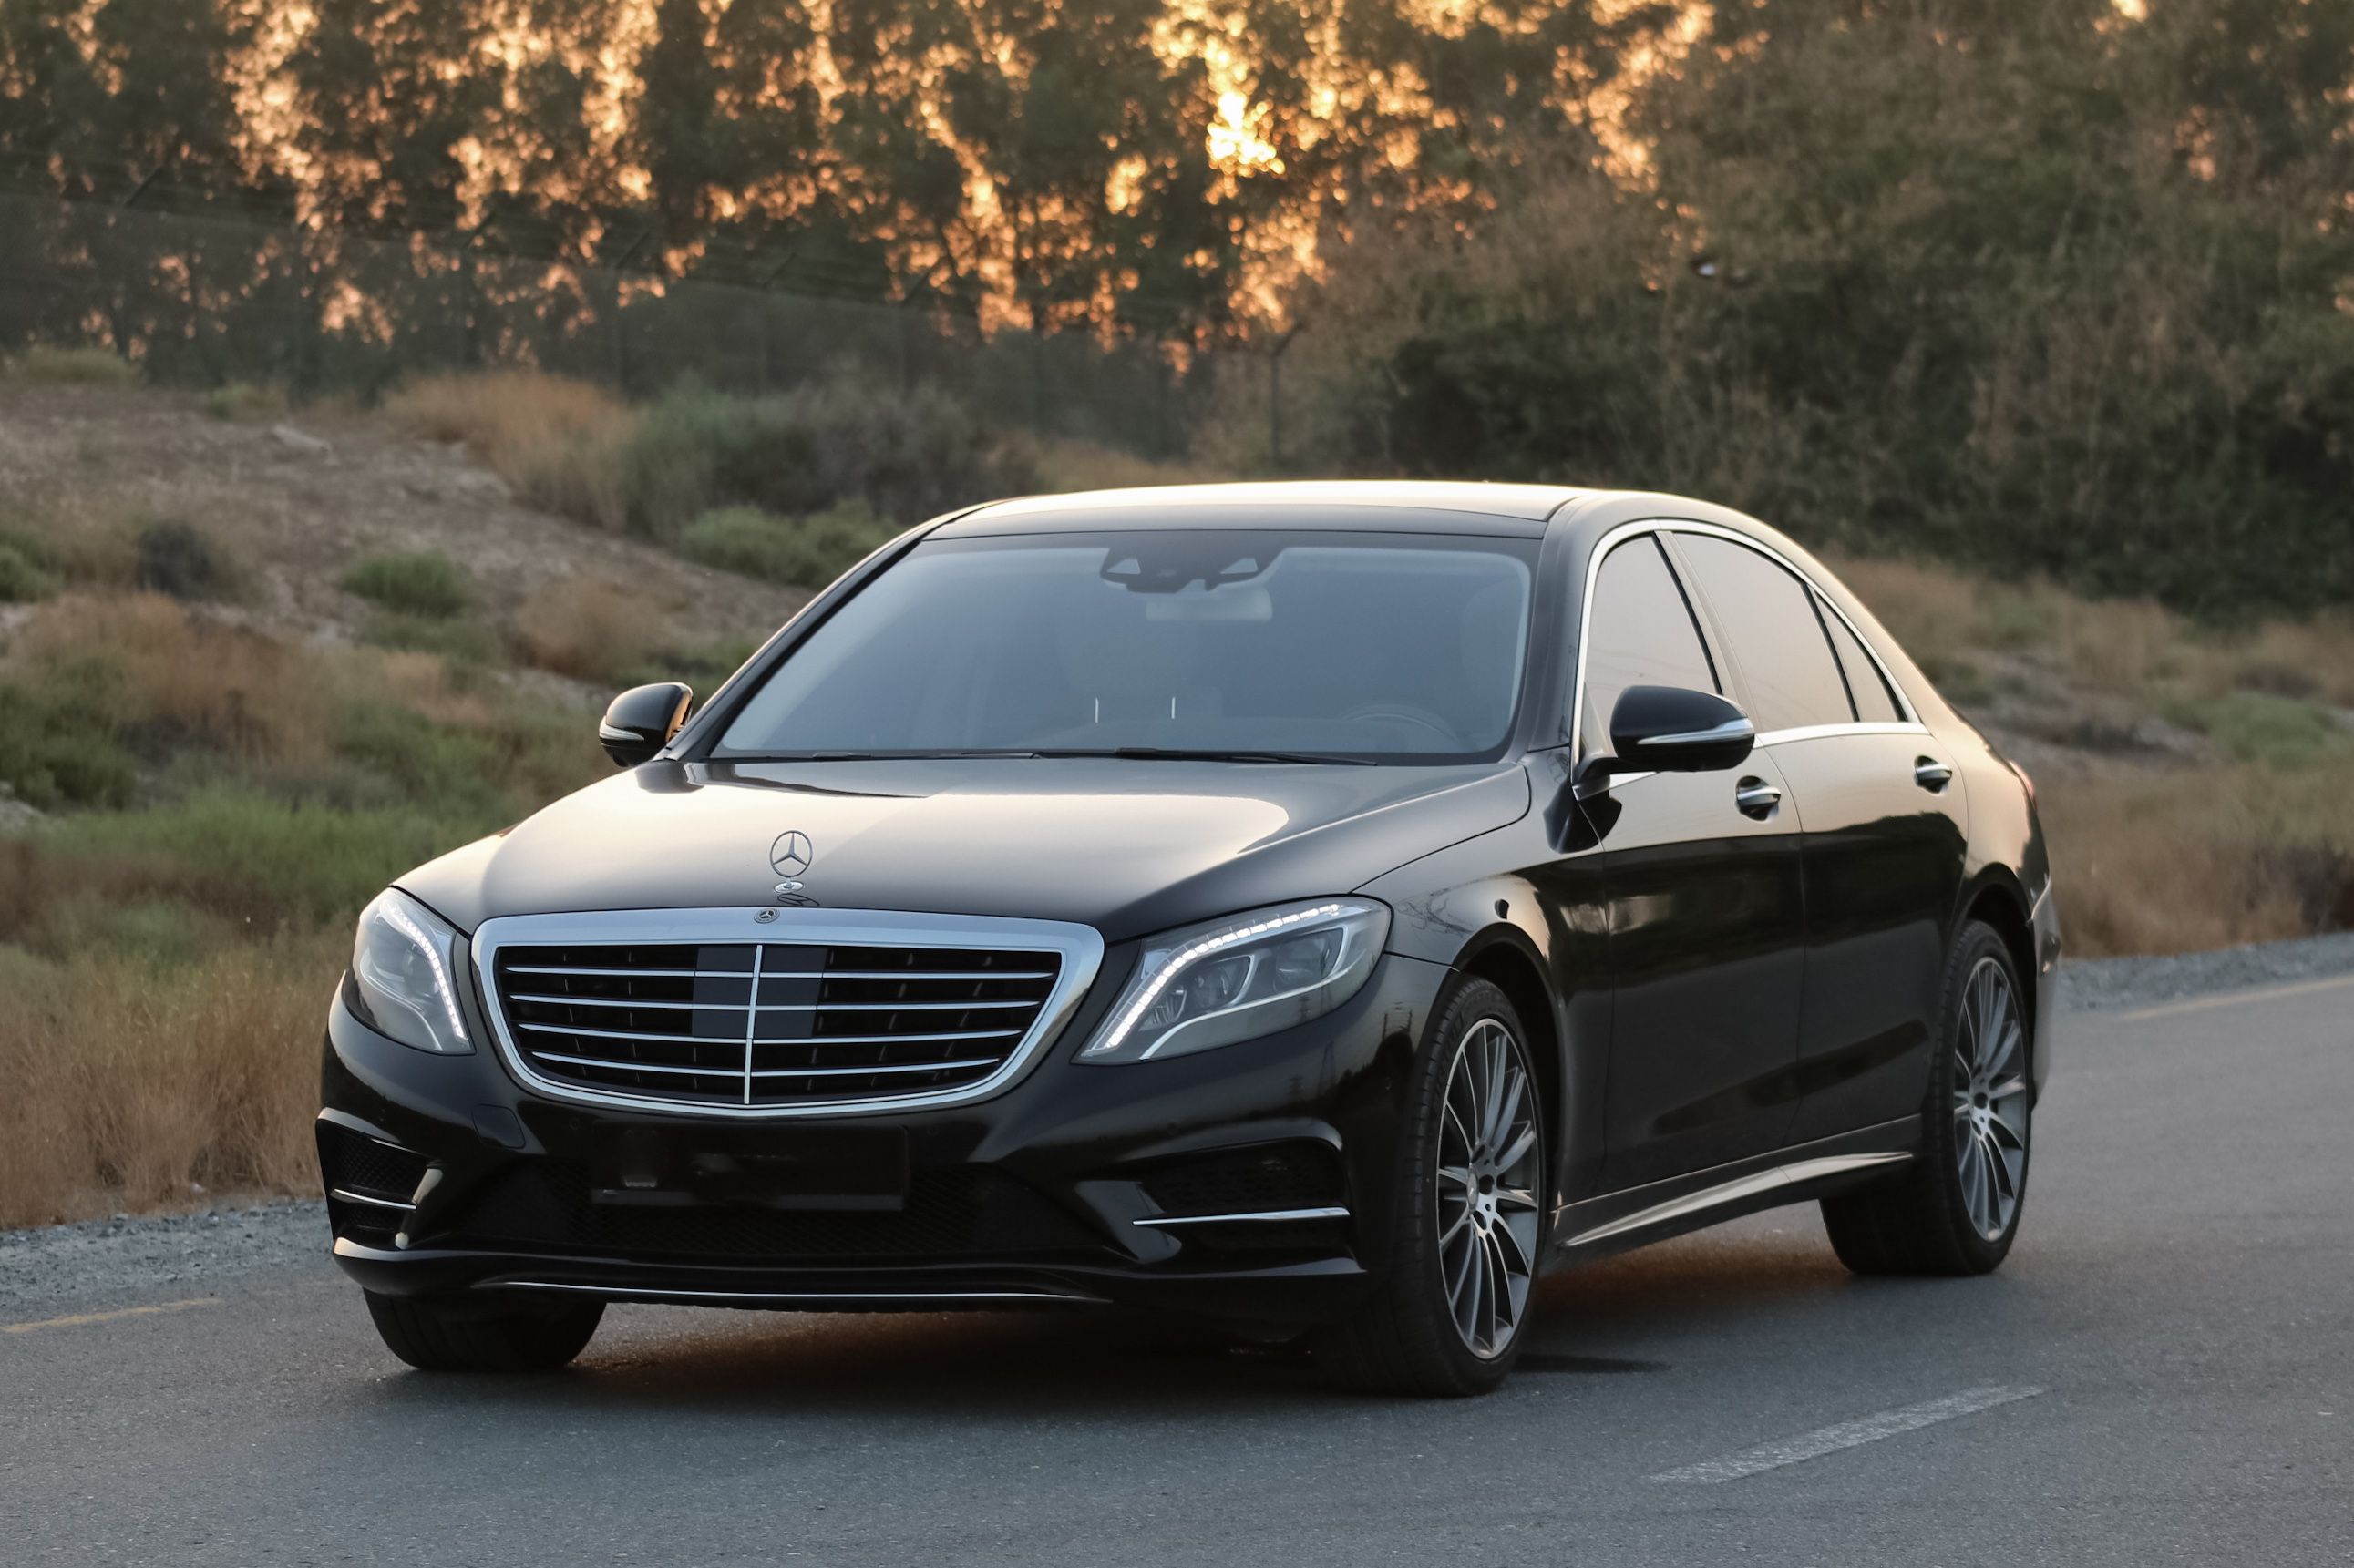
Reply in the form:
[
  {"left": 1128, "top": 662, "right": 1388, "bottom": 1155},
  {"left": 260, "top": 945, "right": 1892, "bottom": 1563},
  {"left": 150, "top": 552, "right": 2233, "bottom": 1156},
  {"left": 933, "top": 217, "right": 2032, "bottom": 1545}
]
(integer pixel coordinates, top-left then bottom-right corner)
[{"left": 1563, "top": 1150, "right": 1911, "bottom": 1251}]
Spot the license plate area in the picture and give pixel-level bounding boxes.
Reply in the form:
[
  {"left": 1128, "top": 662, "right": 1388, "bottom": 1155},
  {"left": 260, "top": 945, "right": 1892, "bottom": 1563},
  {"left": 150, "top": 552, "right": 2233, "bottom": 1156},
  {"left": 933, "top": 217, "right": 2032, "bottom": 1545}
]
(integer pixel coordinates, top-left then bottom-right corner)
[{"left": 591, "top": 1126, "right": 910, "bottom": 1212}]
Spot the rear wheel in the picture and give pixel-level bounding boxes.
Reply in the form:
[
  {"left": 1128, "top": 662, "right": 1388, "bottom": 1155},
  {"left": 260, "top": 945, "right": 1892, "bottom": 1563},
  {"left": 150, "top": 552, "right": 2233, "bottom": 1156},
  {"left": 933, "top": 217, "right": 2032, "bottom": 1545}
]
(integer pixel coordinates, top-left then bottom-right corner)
[
  {"left": 363, "top": 1290, "right": 604, "bottom": 1373},
  {"left": 1314, "top": 977, "right": 1546, "bottom": 1396},
  {"left": 1821, "top": 920, "right": 2031, "bottom": 1276}
]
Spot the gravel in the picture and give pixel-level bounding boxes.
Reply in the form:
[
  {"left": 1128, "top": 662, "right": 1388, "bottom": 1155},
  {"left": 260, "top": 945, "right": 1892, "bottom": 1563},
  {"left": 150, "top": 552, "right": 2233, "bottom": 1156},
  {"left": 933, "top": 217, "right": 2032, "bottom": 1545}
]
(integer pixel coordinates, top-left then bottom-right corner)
[
  {"left": 5, "top": 935, "right": 2349, "bottom": 1317},
  {"left": 0, "top": 1200, "right": 324, "bottom": 1316},
  {"left": 2053, "top": 930, "right": 2354, "bottom": 1014}
]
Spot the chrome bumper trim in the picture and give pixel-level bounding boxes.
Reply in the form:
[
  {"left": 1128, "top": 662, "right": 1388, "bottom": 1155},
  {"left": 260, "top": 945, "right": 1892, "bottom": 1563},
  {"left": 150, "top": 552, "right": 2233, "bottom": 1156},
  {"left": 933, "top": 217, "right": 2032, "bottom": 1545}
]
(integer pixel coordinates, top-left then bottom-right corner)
[
  {"left": 1131, "top": 1206, "right": 1351, "bottom": 1229},
  {"left": 490, "top": 1280, "right": 1107, "bottom": 1307}
]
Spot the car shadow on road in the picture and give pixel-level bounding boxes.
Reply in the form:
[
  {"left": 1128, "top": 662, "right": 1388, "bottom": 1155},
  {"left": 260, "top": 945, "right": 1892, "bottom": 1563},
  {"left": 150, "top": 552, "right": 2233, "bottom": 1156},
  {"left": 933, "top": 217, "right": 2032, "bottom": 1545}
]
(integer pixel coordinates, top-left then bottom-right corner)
[{"left": 356, "top": 1222, "right": 1867, "bottom": 1419}]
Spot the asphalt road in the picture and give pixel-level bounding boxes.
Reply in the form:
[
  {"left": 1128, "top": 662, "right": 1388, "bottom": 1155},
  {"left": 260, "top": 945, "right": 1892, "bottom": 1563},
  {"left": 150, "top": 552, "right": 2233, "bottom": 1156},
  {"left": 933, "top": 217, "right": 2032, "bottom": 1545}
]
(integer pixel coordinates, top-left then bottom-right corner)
[{"left": 5, "top": 975, "right": 2350, "bottom": 1566}]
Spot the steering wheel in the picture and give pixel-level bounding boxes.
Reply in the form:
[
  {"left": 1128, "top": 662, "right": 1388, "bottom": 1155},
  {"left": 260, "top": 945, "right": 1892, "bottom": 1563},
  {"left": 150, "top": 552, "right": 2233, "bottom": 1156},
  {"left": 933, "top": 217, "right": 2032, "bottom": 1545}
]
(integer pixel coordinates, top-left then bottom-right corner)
[{"left": 1342, "top": 702, "right": 1461, "bottom": 747}]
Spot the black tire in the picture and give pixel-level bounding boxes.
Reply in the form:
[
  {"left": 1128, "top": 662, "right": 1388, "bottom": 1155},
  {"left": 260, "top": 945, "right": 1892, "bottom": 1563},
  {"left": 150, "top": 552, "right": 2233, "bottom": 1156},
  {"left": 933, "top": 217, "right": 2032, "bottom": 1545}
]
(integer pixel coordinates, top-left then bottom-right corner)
[
  {"left": 1821, "top": 920, "right": 2032, "bottom": 1276},
  {"left": 1313, "top": 976, "right": 1546, "bottom": 1397},
  {"left": 363, "top": 1290, "right": 604, "bottom": 1373}
]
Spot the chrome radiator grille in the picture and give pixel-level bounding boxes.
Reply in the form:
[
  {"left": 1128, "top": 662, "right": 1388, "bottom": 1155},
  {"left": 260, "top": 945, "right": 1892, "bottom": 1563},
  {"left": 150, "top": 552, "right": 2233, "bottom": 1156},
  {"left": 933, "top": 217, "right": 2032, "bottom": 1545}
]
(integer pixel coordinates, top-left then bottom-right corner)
[{"left": 489, "top": 939, "right": 1064, "bottom": 1111}]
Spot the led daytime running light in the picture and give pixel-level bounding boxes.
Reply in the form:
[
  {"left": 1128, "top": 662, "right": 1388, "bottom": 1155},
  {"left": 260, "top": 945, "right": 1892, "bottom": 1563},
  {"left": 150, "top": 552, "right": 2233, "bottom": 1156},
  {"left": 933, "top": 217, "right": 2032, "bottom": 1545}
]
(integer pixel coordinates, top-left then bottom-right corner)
[
  {"left": 1101, "top": 901, "right": 1347, "bottom": 1058},
  {"left": 380, "top": 895, "right": 468, "bottom": 1047}
]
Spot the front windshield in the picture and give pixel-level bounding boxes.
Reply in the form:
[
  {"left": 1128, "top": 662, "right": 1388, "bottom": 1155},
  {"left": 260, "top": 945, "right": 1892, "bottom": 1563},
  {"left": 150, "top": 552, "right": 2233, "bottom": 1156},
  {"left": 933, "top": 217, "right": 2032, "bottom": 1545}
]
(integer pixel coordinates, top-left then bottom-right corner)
[{"left": 716, "top": 528, "right": 1537, "bottom": 762}]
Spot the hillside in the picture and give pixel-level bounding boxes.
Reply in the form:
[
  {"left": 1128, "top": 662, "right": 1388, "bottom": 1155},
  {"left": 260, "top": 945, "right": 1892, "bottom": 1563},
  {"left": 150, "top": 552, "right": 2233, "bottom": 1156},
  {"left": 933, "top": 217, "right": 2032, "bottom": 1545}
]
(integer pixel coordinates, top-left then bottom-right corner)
[{"left": 0, "top": 377, "right": 802, "bottom": 663}]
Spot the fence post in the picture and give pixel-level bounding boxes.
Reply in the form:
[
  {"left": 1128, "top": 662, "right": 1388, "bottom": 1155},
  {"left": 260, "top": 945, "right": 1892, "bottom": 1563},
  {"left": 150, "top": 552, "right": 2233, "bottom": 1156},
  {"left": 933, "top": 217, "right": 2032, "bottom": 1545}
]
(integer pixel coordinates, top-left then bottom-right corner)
[
  {"left": 1030, "top": 332, "right": 1047, "bottom": 436},
  {"left": 608, "top": 227, "right": 651, "bottom": 395},
  {"left": 756, "top": 248, "right": 796, "bottom": 396},
  {"left": 1269, "top": 325, "right": 1301, "bottom": 471}
]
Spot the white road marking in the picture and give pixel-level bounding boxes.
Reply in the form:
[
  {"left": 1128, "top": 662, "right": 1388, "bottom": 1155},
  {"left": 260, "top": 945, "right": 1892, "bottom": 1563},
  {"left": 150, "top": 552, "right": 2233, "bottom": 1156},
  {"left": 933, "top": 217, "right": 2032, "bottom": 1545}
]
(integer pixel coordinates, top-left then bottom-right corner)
[
  {"left": 1649, "top": 1385, "right": 2046, "bottom": 1483},
  {"left": 2115, "top": 972, "right": 2354, "bottom": 1023}
]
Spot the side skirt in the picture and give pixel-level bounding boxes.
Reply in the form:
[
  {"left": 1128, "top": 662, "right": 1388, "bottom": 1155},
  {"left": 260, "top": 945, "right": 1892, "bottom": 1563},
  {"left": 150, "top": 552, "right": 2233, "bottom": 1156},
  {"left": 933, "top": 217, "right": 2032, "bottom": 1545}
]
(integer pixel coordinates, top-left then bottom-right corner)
[{"left": 1547, "top": 1116, "right": 1921, "bottom": 1266}]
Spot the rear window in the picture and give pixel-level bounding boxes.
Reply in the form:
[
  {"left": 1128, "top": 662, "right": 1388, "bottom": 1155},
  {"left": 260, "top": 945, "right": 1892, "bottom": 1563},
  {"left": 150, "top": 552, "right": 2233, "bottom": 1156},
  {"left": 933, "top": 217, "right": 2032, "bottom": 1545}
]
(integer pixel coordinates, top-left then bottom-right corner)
[{"left": 1673, "top": 534, "right": 1855, "bottom": 733}]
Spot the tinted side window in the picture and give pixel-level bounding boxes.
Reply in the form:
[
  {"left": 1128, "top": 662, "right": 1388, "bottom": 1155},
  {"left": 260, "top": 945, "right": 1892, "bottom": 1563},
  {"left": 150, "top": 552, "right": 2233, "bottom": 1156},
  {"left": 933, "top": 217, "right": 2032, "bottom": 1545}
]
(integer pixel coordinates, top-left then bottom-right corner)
[
  {"left": 1673, "top": 534, "right": 1854, "bottom": 733},
  {"left": 1820, "top": 600, "right": 1903, "bottom": 723},
  {"left": 1582, "top": 536, "right": 1718, "bottom": 751}
]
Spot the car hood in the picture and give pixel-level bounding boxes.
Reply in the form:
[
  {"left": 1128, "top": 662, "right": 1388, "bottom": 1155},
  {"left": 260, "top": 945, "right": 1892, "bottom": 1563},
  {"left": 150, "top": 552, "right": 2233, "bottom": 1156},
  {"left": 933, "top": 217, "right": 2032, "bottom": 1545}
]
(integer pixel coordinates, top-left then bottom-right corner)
[{"left": 398, "top": 757, "right": 1530, "bottom": 943}]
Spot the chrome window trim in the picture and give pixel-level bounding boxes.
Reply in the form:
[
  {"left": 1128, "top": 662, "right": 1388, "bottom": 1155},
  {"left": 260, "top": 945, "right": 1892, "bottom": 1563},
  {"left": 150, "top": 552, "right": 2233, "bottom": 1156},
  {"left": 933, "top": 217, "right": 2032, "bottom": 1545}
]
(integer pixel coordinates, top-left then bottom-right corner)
[
  {"left": 1569, "top": 518, "right": 1926, "bottom": 764},
  {"left": 1752, "top": 720, "right": 1929, "bottom": 748},
  {"left": 471, "top": 907, "right": 1105, "bottom": 1120}
]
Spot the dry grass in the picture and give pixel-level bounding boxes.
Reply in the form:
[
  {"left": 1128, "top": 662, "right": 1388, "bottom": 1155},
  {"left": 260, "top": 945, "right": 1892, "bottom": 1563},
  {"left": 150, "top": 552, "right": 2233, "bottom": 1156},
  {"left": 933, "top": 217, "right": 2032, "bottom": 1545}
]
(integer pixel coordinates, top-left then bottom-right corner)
[
  {"left": 0, "top": 931, "right": 337, "bottom": 1228},
  {"left": 385, "top": 370, "right": 633, "bottom": 476},
  {"left": 384, "top": 370, "right": 641, "bottom": 534},
  {"left": 513, "top": 575, "right": 661, "bottom": 684},
  {"left": 0, "top": 496, "right": 144, "bottom": 591},
  {"left": 7, "top": 594, "right": 497, "bottom": 769},
  {"left": 2040, "top": 771, "right": 2315, "bottom": 957},
  {"left": 15, "top": 593, "right": 334, "bottom": 766},
  {"left": 5, "top": 344, "right": 141, "bottom": 386},
  {"left": 1825, "top": 552, "right": 2354, "bottom": 958},
  {"left": 1826, "top": 553, "right": 2354, "bottom": 704},
  {"left": 1031, "top": 438, "right": 1225, "bottom": 495}
]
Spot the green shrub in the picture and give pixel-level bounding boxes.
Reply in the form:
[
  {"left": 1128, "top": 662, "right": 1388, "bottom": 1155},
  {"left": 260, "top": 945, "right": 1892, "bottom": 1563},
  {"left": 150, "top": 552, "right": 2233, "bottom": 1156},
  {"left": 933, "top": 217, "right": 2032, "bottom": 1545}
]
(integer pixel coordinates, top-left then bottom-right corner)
[
  {"left": 360, "top": 611, "right": 506, "bottom": 678},
  {"left": 520, "top": 374, "right": 1034, "bottom": 543},
  {"left": 37, "top": 789, "right": 497, "bottom": 926},
  {"left": 342, "top": 550, "right": 471, "bottom": 618},
  {"left": 330, "top": 701, "right": 510, "bottom": 815},
  {"left": 2204, "top": 694, "right": 2347, "bottom": 771},
  {"left": 0, "top": 682, "right": 139, "bottom": 810},
  {"left": 18, "top": 894, "right": 238, "bottom": 968},
  {"left": 0, "top": 540, "right": 56, "bottom": 602},
  {"left": 616, "top": 382, "right": 756, "bottom": 540},
  {"left": 132, "top": 519, "right": 226, "bottom": 601},
  {"left": 7, "top": 345, "right": 139, "bottom": 386},
  {"left": 649, "top": 638, "right": 762, "bottom": 692},
  {"left": 198, "top": 382, "right": 289, "bottom": 422},
  {"left": 676, "top": 502, "right": 895, "bottom": 589}
]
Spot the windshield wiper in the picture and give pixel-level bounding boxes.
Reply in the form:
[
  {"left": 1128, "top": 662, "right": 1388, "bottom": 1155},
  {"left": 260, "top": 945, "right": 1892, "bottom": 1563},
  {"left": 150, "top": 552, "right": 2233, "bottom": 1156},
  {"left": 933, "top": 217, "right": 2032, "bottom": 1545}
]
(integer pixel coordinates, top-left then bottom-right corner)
[{"left": 1036, "top": 746, "right": 1374, "bottom": 766}]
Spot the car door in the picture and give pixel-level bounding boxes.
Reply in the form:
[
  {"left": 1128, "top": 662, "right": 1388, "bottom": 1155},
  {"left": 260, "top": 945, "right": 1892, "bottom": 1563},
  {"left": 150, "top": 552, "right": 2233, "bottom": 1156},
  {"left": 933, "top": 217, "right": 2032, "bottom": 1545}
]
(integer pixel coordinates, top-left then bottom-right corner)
[
  {"left": 1563, "top": 532, "right": 1809, "bottom": 1192},
  {"left": 1667, "top": 530, "right": 1969, "bottom": 1145}
]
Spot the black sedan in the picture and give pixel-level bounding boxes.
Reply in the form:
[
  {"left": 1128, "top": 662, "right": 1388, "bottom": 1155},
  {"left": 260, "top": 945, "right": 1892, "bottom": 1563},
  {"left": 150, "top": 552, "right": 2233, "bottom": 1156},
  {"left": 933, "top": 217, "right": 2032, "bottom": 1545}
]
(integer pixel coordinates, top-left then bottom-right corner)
[{"left": 320, "top": 481, "right": 2059, "bottom": 1395}]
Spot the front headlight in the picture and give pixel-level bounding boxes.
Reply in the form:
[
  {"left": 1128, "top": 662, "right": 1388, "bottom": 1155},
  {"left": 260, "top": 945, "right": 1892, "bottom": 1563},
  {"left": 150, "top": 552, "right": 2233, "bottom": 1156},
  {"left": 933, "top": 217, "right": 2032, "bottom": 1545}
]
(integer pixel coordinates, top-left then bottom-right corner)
[
  {"left": 1079, "top": 898, "right": 1390, "bottom": 1064},
  {"left": 348, "top": 889, "right": 474, "bottom": 1055}
]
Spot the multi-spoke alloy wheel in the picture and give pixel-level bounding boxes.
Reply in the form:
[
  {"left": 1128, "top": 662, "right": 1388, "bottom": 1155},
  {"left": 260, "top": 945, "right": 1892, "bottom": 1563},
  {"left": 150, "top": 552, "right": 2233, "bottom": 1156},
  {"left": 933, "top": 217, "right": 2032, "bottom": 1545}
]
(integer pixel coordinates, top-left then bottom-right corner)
[
  {"left": 1313, "top": 976, "right": 1547, "bottom": 1396},
  {"left": 1436, "top": 1018, "right": 1543, "bottom": 1358},
  {"left": 1821, "top": 919, "right": 2033, "bottom": 1276},
  {"left": 1952, "top": 957, "right": 2030, "bottom": 1242}
]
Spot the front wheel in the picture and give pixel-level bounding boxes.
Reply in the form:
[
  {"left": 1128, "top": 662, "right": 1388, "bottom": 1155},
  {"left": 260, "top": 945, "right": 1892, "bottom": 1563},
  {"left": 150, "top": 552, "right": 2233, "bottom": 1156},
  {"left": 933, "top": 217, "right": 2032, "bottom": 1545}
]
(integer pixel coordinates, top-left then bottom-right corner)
[
  {"left": 364, "top": 1290, "right": 604, "bottom": 1373},
  {"left": 1313, "top": 977, "right": 1547, "bottom": 1396},
  {"left": 1821, "top": 920, "right": 2032, "bottom": 1276}
]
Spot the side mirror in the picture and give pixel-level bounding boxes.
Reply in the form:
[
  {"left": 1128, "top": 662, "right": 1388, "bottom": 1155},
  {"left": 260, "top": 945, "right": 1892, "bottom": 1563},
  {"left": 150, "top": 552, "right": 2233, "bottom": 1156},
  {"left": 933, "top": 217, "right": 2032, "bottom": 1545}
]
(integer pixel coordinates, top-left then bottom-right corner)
[
  {"left": 598, "top": 682, "right": 694, "bottom": 768},
  {"left": 1579, "top": 685, "right": 1754, "bottom": 790}
]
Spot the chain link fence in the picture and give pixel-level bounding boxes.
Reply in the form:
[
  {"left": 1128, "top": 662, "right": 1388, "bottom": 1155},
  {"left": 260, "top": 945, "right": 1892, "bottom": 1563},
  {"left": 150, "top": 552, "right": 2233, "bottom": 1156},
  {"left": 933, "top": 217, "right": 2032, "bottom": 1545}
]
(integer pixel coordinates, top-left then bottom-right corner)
[{"left": 0, "top": 189, "right": 1229, "bottom": 461}]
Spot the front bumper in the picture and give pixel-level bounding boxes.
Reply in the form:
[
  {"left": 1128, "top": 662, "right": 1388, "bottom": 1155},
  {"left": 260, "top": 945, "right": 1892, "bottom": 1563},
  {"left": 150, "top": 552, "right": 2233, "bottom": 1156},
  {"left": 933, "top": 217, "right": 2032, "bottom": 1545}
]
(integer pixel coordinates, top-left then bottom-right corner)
[{"left": 319, "top": 948, "right": 1448, "bottom": 1329}]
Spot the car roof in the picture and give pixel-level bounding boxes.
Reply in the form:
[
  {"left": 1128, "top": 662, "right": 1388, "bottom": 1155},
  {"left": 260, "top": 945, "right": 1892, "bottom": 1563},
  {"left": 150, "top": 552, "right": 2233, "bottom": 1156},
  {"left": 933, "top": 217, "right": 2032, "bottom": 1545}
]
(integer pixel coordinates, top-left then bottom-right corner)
[{"left": 936, "top": 480, "right": 1600, "bottom": 538}]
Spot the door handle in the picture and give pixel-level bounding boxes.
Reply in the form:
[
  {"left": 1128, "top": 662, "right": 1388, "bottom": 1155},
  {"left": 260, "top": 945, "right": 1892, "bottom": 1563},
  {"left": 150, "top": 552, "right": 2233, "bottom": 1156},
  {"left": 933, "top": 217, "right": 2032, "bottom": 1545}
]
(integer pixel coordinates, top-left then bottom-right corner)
[
  {"left": 1733, "top": 777, "right": 1782, "bottom": 819},
  {"left": 1914, "top": 758, "right": 1954, "bottom": 793}
]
